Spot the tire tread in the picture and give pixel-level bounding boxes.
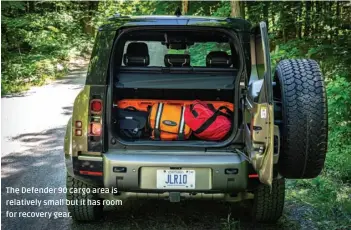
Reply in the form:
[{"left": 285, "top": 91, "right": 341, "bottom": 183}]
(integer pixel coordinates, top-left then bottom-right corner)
[
  {"left": 276, "top": 59, "right": 328, "bottom": 178},
  {"left": 252, "top": 178, "right": 285, "bottom": 223},
  {"left": 66, "top": 173, "right": 103, "bottom": 221}
]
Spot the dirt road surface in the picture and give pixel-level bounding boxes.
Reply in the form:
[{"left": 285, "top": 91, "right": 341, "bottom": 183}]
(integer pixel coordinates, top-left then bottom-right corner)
[{"left": 1, "top": 67, "right": 313, "bottom": 230}]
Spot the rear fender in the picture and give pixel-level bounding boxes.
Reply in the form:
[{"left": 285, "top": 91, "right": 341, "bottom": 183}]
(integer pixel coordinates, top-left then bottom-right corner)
[
  {"left": 71, "top": 86, "right": 91, "bottom": 157},
  {"left": 64, "top": 118, "right": 72, "bottom": 157}
]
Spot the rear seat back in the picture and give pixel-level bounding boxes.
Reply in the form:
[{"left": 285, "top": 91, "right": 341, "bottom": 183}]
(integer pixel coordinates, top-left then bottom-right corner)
[
  {"left": 123, "top": 42, "right": 150, "bottom": 66},
  {"left": 164, "top": 54, "right": 191, "bottom": 67},
  {"left": 206, "top": 51, "right": 232, "bottom": 68}
]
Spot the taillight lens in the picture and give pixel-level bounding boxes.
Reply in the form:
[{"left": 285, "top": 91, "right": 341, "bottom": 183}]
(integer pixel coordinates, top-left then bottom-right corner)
[
  {"left": 87, "top": 96, "right": 103, "bottom": 152},
  {"left": 90, "top": 99, "right": 102, "bottom": 114},
  {"left": 90, "top": 123, "right": 102, "bottom": 136}
]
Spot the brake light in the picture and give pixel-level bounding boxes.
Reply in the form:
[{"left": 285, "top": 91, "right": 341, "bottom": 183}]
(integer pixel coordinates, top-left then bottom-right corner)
[
  {"left": 90, "top": 99, "right": 102, "bottom": 114},
  {"left": 88, "top": 95, "right": 103, "bottom": 152},
  {"left": 90, "top": 122, "right": 102, "bottom": 136}
]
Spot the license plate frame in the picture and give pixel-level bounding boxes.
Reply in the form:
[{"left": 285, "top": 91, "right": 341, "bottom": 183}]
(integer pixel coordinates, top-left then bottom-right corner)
[{"left": 156, "top": 169, "right": 196, "bottom": 189}]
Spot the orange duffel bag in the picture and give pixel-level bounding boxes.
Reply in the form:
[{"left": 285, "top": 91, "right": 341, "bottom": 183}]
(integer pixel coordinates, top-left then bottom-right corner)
[
  {"left": 148, "top": 103, "right": 191, "bottom": 141},
  {"left": 118, "top": 99, "right": 234, "bottom": 112}
]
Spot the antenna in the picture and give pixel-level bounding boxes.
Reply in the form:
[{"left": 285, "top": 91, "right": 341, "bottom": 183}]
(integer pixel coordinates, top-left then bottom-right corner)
[{"left": 175, "top": 7, "right": 182, "bottom": 17}]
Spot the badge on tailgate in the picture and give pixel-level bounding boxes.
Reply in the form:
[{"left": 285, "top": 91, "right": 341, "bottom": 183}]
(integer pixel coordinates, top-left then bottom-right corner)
[{"left": 156, "top": 170, "right": 196, "bottom": 189}]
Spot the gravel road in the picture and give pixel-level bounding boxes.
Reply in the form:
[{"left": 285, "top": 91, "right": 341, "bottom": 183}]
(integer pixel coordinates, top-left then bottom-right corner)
[{"left": 1, "top": 67, "right": 309, "bottom": 230}]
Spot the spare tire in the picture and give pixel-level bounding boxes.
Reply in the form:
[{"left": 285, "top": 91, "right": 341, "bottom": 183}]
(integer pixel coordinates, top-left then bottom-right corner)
[{"left": 274, "top": 59, "right": 328, "bottom": 179}]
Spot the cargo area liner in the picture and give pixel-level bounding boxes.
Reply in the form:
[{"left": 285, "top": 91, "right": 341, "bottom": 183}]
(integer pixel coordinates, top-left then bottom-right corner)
[{"left": 107, "top": 26, "right": 246, "bottom": 148}]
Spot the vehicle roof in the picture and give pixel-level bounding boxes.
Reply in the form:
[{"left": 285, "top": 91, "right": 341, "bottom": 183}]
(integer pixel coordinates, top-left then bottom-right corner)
[{"left": 98, "top": 15, "right": 252, "bottom": 32}]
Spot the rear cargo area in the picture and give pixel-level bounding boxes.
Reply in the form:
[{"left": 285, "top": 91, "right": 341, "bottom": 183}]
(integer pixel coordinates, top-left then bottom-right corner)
[
  {"left": 108, "top": 28, "right": 241, "bottom": 144},
  {"left": 111, "top": 87, "right": 235, "bottom": 142}
]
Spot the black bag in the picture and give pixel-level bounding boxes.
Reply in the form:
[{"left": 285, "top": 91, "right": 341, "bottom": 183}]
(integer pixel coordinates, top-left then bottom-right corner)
[{"left": 116, "top": 107, "right": 149, "bottom": 139}]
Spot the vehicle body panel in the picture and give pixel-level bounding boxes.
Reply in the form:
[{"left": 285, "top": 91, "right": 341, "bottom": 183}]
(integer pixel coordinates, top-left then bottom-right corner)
[
  {"left": 99, "top": 16, "right": 252, "bottom": 32},
  {"left": 85, "top": 30, "right": 116, "bottom": 85},
  {"left": 65, "top": 86, "right": 91, "bottom": 158},
  {"left": 64, "top": 16, "right": 276, "bottom": 195},
  {"left": 245, "top": 22, "right": 275, "bottom": 185},
  {"left": 102, "top": 151, "right": 248, "bottom": 192},
  {"left": 64, "top": 118, "right": 72, "bottom": 157},
  {"left": 87, "top": 16, "right": 252, "bottom": 85}
]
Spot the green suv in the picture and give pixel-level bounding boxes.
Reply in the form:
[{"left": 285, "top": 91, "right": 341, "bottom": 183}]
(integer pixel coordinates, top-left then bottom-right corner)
[{"left": 64, "top": 14, "right": 328, "bottom": 223}]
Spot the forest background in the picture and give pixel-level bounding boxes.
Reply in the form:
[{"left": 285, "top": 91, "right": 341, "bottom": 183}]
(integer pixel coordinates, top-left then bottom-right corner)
[{"left": 1, "top": 1, "right": 350, "bottom": 228}]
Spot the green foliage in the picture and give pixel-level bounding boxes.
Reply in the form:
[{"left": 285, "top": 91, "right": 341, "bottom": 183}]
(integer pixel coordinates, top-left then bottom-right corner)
[
  {"left": 286, "top": 177, "right": 351, "bottom": 228},
  {"left": 189, "top": 43, "right": 231, "bottom": 66},
  {"left": 267, "top": 2, "right": 351, "bottom": 225},
  {"left": 212, "top": 1, "right": 231, "bottom": 17},
  {"left": 168, "top": 42, "right": 231, "bottom": 66},
  {"left": 271, "top": 38, "right": 351, "bottom": 184},
  {"left": 325, "top": 75, "right": 351, "bottom": 181},
  {"left": 1, "top": 0, "right": 350, "bottom": 228},
  {"left": 270, "top": 33, "right": 351, "bottom": 230},
  {"left": 1, "top": 4, "right": 93, "bottom": 95}
]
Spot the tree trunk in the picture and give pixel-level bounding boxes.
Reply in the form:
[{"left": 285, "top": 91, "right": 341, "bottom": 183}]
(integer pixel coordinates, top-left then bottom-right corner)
[
  {"left": 297, "top": 1, "right": 302, "bottom": 39},
  {"left": 271, "top": 6, "right": 275, "bottom": 33},
  {"left": 335, "top": 1, "right": 340, "bottom": 38},
  {"left": 26, "top": 1, "right": 35, "bottom": 13},
  {"left": 230, "top": 0, "right": 242, "bottom": 18},
  {"left": 304, "top": 0, "right": 311, "bottom": 37},
  {"left": 329, "top": 1, "right": 334, "bottom": 43},
  {"left": 182, "top": 0, "right": 189, "bottom": 15},
  {"left": 82, "top": 1, "right": 99, "bottom": 35},
  {"left": 323, "top": 1, "right": 329, "bottom": 40},
  {"left": 241, "top": 1, "right": 246, "bottom": 19},
  {"left": 312, "top": 1, "right": 316, "bottom": 36},
  {"left": 278, "top": 2, "right": 286, "bottom": 41},
  {"left": 263, "top": 2, "right": 269, "bottom": 30},
  {"left": 315, "top": 1, "right": 321, "bottom": 39}
]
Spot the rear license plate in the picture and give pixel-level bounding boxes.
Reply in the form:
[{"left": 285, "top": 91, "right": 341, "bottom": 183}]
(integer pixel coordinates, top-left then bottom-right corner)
[{"left": 156, "top": 170, "right": 195, "bottom": 189}]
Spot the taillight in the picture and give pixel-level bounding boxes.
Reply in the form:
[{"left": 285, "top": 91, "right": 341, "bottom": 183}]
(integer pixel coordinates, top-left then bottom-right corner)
[
  {"left": 88, "top": 94, "right": 104, "bottom": 152},
  {"left": 90, "top": 99, "right": 102, "bottom": 114},
  {"left": 90, "top": 122, "right": 102, "bottom": 136}
]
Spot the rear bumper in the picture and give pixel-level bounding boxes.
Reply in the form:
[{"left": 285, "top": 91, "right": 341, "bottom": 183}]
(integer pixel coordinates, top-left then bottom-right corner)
[
  {"left": 68, "top": 151, "right": 249, "bottom": 193},
  {"left": 102, "top": 151, "right": 248, "bottom": 192}
]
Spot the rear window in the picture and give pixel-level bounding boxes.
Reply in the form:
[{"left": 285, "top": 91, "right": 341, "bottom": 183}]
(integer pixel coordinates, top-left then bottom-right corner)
[{"left": 122, "top": 41, "right": 232, "bottom": 67}]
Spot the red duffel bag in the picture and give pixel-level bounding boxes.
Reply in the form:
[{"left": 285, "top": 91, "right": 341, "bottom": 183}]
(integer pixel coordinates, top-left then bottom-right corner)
[{"left": 184, "top": 100, "right": 233, "bottom": 141}]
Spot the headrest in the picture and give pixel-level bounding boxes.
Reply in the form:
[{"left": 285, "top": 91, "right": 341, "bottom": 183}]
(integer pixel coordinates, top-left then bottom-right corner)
[
  {"left": 206, "top": 51, "right": 232, "bottom": 67},
  {"left": 123, "top": 42, "right": 149, "bottom": 66},
  {"left": 164, "top": 54, "right": 190, "bottom": 67}
]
